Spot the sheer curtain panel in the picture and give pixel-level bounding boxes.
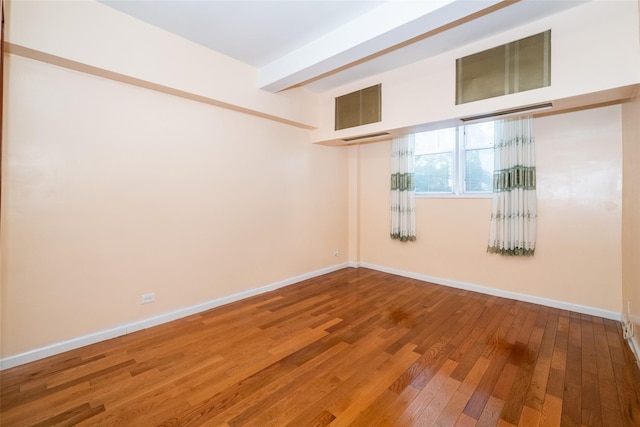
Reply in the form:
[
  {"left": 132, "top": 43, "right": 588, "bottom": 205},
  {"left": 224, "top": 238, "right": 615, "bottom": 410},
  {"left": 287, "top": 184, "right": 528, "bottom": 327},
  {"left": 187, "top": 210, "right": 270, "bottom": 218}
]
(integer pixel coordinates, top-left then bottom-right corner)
[
  {"left": 488, "top": 116, "right": 537, "bottom": 256},
  {"left": 390, "top": 135, "right": 416, "bottom": 242}
]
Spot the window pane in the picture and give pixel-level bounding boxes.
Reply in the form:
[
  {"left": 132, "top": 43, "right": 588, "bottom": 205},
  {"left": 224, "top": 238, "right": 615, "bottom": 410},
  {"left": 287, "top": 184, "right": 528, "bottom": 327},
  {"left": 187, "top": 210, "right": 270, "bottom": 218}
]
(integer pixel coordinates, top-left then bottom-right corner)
[
  {"left": 414, "top": 128, "right": 455, "bottom": 155},
  {"left": 465, "top": 121, "right": 494, "bottom": 149},
  {"left": 415, "top": 153, "right": 453, "bottom": 193},
  {"left": 413, "top": 122, "right": 494, "bottom": 195},
  {"left": 465, "top": 148, "right": 494, "bottom": 192}
]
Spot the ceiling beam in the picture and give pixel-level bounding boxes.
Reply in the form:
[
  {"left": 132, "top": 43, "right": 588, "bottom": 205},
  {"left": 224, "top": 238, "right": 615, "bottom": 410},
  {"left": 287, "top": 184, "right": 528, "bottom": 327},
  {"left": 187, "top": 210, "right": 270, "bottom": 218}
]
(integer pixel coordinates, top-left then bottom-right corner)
[{"left": 258, "top": 0, "right": 506, "bottom": 93}]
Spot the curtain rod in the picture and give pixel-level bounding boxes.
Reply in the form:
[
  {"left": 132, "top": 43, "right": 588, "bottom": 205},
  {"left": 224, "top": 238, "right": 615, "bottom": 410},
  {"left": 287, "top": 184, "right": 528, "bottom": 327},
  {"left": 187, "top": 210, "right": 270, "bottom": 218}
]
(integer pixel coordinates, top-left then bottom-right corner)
[
  {"left": 460, "top": 103, "right": 553, "bottom": 122},
  {"left": 342, "top": 132, "right": 390, "bottom": 142}
]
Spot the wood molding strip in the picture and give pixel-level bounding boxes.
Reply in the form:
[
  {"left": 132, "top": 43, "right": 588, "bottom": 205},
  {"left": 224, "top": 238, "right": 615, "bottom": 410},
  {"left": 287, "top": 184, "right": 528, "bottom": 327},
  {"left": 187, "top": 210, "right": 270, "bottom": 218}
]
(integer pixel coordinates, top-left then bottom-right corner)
[{"left": 4, "top": 42, "right": 316, "bottom": 131}]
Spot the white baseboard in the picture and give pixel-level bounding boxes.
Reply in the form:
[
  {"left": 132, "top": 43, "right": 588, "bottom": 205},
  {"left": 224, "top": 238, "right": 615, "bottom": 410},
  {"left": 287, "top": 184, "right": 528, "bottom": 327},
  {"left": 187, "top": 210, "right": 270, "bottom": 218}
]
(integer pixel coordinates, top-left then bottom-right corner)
[
  {"left": 621, "top": 314, "right": 640, "bottom": 367},
  {"left": 628, "top": 336, "right": 640, "bottom": 367},
  {"left": 1, "top": 261, "right": 624, "bottom": 370},
  {"left": 358, "top": 262, "right": 622, "bottom": 321},
  {"left": 0, "top": 263, "right": 350, "bottom": 370}
]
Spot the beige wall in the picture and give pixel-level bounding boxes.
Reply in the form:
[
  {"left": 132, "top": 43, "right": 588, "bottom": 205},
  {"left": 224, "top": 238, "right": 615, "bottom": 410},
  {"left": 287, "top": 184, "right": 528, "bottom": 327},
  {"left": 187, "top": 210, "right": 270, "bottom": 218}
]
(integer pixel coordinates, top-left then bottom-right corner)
[
  {"left": 354, "top": 105, "right": 623, "bottom": 314},
  {"left": 622, "top": 89, "right": 640, "bottom": 343},
  {"left": 0, "top": 54, "right": 348, "bottom": 357},
  {"left": 7, "top": 0, "right": 318, "bottom": 129}
]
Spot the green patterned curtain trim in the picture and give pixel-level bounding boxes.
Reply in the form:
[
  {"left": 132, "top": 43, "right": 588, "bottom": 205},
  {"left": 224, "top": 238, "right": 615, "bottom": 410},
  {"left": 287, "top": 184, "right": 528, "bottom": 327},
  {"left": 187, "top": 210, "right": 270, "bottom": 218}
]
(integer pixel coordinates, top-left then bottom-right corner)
[
  {"left": 391, "top": 233, "right": 416, "bottom": 242},
  {"left": 494, "top": 136, "right": 534, "bottom": 148},
  {"left": 487, "top": 245, "right": 535, "bottom": 256},
  {"left": 391, "top": 173, "right": 415, "bottom": 191},
  {"left": 393, "top": 148, "right": 413, "bottom": 157},
  {"left": 391, "top": 205, "right": 415, "bottom": 214},
  {"left": 489, "top": 212, "right": 537, "bottom": 220},
  {"left": 492, "top": 166, "right": 536, "bottom": 192}
]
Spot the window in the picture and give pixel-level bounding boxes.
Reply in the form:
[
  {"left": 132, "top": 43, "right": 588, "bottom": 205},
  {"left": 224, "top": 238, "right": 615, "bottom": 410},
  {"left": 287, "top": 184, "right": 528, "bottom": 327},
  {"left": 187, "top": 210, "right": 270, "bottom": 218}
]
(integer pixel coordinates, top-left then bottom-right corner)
[{"left": 414, "top": 121, "right": 494, "bottom": 196}]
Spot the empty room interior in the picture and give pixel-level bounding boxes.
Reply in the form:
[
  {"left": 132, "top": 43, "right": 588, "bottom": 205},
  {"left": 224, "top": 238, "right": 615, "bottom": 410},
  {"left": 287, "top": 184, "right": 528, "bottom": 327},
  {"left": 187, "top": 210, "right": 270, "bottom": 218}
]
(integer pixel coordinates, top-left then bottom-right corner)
[{"left": 1, "top": 0, "right": 640, "bottom": 425}]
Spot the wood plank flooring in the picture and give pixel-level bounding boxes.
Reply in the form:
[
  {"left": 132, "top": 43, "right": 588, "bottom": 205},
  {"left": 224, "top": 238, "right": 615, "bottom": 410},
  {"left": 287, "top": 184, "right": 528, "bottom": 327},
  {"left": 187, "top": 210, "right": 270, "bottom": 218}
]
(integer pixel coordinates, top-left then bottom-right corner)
[{"left": 2, "top": 267, "right": 640, "bottom": 426}]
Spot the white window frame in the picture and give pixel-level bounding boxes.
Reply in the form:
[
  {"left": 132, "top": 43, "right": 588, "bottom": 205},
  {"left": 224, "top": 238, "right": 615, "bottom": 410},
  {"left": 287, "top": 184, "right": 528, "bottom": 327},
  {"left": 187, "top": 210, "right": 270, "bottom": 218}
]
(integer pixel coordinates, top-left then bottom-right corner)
[{"left": 414, "top": 124, "right": 493, "bottom": 199}]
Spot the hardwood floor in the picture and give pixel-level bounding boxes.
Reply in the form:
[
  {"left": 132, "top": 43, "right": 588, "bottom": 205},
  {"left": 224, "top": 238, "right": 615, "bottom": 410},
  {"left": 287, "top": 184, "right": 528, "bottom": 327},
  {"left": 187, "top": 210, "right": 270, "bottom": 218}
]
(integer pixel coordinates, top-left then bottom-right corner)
[{"left": 2, "top": 268, "right": 640, "bottom": 426}]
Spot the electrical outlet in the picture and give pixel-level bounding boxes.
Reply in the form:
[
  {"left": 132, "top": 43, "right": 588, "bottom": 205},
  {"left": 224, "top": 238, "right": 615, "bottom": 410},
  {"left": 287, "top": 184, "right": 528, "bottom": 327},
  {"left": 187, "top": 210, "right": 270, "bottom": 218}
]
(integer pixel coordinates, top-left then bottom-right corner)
[
  {"left": 141, "top": 292, "right": 156, "bottom": 304},
  {"left": 623, "top": 321, "right": 634, "bottom": 340},
  {"left": 333, "top": 249, "right": 340, "bottom": 257}
]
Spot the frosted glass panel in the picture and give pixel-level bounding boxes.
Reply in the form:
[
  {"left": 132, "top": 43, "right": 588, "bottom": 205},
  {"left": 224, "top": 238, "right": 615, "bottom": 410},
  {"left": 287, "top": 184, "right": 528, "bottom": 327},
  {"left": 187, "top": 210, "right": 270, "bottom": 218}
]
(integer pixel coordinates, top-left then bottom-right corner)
[
  {"left": 456, "top": 31, "right": 550, "bottom": 104},
  {"left": 335, "top": 84, "right": 381, "bottom": 130}
]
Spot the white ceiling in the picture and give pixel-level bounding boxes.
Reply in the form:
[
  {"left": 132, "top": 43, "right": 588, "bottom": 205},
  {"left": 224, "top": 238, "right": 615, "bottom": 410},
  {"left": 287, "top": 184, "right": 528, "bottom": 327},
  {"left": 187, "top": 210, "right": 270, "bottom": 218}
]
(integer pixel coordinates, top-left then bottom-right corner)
[{"left": 101, "top": 0, "right": 587, "bottom": 93}]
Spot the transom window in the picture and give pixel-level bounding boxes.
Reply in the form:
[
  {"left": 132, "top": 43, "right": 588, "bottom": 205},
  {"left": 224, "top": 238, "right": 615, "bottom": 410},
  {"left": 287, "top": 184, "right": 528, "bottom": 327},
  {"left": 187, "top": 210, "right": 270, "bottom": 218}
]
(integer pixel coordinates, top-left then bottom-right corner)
[{"left": 414, "top": 121, "right": 495, "bottom": 196}]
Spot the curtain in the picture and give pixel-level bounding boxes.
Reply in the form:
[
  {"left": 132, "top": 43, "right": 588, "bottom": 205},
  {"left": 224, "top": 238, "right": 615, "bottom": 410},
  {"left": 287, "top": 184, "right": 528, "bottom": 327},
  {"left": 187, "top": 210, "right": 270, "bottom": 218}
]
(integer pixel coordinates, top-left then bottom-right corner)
[
  {"left": 390, "top": 135, "right": 416, "bottom": 241},
  {"left": 487, "top": 116, "right": 537, "bottom": 256}
]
